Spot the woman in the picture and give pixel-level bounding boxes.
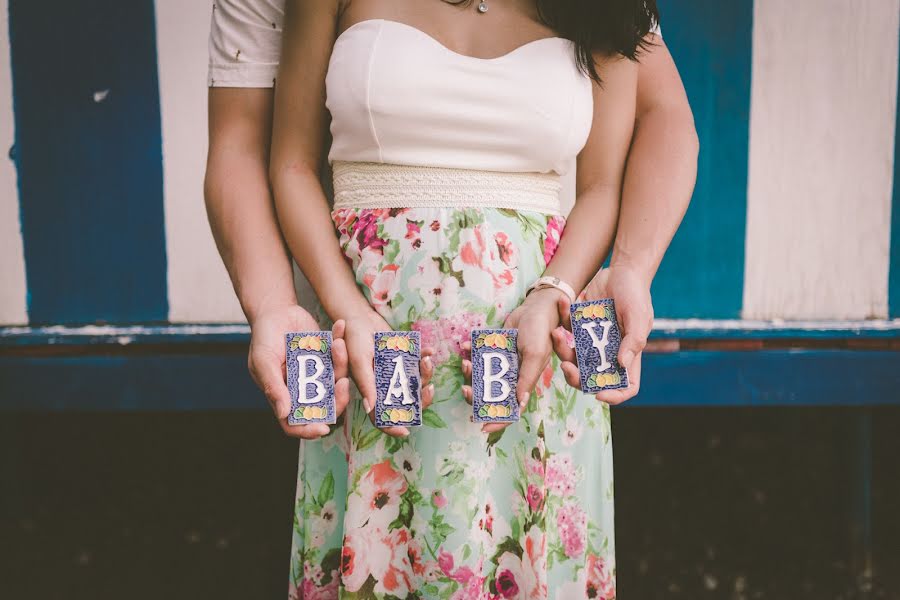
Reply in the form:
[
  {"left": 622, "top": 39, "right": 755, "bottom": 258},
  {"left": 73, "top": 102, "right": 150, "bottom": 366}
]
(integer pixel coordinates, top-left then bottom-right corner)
[{"left": 271, "top": 0, "right": 657, "bottom": 597}]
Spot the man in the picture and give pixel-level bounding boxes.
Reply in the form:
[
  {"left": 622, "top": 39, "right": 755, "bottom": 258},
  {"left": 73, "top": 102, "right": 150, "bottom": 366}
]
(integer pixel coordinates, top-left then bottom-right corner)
[{"left": 204, "top": 0, "right": 698, "bottom": 436}]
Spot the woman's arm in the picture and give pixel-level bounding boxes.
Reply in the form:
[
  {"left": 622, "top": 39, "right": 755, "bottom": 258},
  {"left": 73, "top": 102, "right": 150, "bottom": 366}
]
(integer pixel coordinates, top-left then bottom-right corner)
[
  {"left": 269, "top": 0, "right": 430, "bottom": 436},
  {"left": 269, "top": 0, "right": 370, "bottom": 322},
  {"left": 490, "top": 56, "right": 638, "bottom": 432}
]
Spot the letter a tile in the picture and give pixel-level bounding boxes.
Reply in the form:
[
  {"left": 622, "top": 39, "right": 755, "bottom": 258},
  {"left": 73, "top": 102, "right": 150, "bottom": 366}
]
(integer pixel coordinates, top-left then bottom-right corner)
[
  {"left": 471, "top": 328, "right": 519, "bottom": 423},
  {"left": 286, "top": 331, "right": 336, "bottom": 425},
  {"left": 374, "top": 331, "right": 422, "bottom": 428},
  {"left": 570, "top": 299, "right": 629, "bottom": 393}
]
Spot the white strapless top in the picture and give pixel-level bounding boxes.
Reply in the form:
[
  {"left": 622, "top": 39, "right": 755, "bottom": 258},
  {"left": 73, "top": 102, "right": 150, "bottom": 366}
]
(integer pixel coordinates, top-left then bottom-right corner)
[{"left": 325, "top": 19, "right": 594, "bottom": 177}]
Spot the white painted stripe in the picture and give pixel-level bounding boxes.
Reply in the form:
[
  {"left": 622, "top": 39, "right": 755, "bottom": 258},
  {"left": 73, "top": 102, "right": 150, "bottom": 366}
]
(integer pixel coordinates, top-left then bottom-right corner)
[
  {"left": 744, "top": 0, "right": 900, "bottom": 320},
  {"left": 155, "top": 0, "right": 245, "bottom": 322},
  {"left": 0, "top": 0, "right": 28, "bottom": 326}
]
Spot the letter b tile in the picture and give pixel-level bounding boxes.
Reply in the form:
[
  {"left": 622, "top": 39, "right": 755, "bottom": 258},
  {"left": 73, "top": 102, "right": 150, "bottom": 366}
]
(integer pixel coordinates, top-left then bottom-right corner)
[{"left": 286, "top": 331, "right": 336, "bottom": 425}]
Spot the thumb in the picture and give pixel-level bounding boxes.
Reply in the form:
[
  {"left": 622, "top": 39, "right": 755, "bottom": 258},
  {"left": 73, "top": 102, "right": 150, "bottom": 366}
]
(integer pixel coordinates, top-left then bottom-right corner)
[
  {"left": 556, "top": 295, "right": 572, "bottom": 331},
  {"left": 618, "top": 316, "right": 650, "bottom": 369},
  {"left": 256, "top": 358, "right": 291, "bottom": 420}
]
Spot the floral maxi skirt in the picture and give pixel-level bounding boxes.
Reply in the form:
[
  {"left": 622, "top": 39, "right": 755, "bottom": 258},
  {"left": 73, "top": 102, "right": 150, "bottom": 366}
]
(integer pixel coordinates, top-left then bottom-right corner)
[{"left": 289, "top": 207, "right": 616, "bottom": 600}]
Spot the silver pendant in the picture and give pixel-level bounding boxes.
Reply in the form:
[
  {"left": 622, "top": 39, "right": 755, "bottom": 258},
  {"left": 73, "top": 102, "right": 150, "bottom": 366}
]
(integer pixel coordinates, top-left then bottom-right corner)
[{"left": 477, "top": 1, "right": 488, "bottom": 13}]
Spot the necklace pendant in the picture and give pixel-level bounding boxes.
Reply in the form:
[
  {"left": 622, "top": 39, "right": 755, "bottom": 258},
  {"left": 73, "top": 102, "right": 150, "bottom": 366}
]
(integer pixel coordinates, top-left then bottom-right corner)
[{"left": 477, "top": 1, "right": 488, "bottom": 13}]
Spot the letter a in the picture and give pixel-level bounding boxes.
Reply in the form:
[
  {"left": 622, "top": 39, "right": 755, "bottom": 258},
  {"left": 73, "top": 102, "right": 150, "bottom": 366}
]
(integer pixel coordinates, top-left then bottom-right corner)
[
  {"left": 385, "top": 356, "right": 414, "bottom": 405},
  {"left": 482, "top": 352, "right": 511, "bottom": 403},
  {"left": 581, "top": 321, "right": 612, "bottom": 373},
  {"left": 297, "top": 355, "right": 326, "bottom": 404}
]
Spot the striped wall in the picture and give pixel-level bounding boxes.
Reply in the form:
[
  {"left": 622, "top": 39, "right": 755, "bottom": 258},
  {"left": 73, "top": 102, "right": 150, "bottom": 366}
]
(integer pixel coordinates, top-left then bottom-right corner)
[{"left": 0, "top": 0, "right": 898, "bottom": 326}]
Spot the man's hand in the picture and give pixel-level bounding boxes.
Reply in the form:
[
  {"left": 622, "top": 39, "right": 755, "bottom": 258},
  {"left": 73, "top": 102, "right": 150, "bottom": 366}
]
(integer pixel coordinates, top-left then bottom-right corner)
[
  {"left": 248, "top": 304, "right": 352, "bottom": 439},
  {"left": 342, "top": 310, "right": 435, "bottom": 438},
  {"left": 552, "top": 266, "right": 653, "bottom": 404}
]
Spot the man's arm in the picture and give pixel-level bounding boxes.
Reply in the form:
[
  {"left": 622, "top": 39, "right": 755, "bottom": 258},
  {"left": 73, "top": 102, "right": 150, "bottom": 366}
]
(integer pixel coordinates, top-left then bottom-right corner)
[
  {"left": 205, "top": 88, "right": 351, "bottom": 439},
  {"left": 205, "top": 88, "right": 296, "bottom": 324},
  {"left": 612, "top": 35, "right": 698, "bottom": 283},
  {"left": 554, "top": 35, "right": 699, "bottom": 404}
]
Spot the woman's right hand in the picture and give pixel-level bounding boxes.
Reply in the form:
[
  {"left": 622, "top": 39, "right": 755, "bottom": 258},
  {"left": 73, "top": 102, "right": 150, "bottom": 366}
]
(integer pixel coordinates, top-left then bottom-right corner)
[{"left": 340, "top": 310, "right": 435, "bottom": 437}]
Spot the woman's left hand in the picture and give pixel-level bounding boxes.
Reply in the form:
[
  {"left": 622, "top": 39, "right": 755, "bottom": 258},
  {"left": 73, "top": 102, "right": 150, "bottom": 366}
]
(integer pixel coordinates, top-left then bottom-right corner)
[{"left": 462, "top": 288, "right": 562, "bottom": 433}]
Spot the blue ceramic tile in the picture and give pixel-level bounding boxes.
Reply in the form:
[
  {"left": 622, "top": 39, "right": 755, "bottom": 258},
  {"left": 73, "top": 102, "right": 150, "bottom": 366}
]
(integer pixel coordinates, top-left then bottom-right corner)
[
  {"left": 374, "top": 331, "right": 422, "bottom": 428},
  {"left": 285, "top": 331, "right": 336, "bottom": 425},
  {"left": 570, "top": 299, "right": 629, "bottom": 393},
  {"left": 471, "top": 328, "right": 520, "bottom": 423}
]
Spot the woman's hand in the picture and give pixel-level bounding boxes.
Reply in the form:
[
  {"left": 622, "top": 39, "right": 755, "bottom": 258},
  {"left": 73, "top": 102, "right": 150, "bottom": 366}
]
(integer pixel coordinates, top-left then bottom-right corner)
[
  {"left": 551, "top": 265, "right": 653, "bottom": 404},
  {"left": 461, "top": 288, "right": 561, "bottom": 433},
  {"left": 340, "top": 310, "right": 436, "bottom": 438},
  {"left": 248, "top": 304, "right": 352, "bottom": 439}
]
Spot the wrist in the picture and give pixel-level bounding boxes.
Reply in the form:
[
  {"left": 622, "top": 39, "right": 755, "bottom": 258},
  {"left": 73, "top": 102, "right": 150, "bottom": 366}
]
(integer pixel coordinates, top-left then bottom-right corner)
[
  {"left": 607, "top": 255, "right": 655, "bottom": 287},
  {"left": 244, "top": 290, "right": 300, "bottom": 326}
]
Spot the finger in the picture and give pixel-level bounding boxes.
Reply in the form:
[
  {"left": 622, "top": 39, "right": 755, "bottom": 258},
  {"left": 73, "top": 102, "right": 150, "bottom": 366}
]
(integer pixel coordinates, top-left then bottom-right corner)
[
  {"left": 462, "top": 359, "right": 472, "bottom": 383},
  {"left": 333, "top": 377, "right": 351, "bottom": 416},
  {"left": 350, "top": 355, "right": 377, "bottom": 415},
  {"left": 596, "top": 353, "right": 642, "bottom": 405},
  {"left": 516, "top": 348, "right": 549, "bottom": 409},
  {"left": 482, "top": 422, "right": 511, "bottom": 434},
  {"left": 618, "top": 320, "right": 650, "bottom": 370},
  {"left": 557, "top": 295, "right": 573, "bottom": 331},
  {"left": 332, "top": 319, "right": 346, "bottom": 340},
  {"left": 279, "top": 420, "right": 330, "bottom": 440},
  {"left": 421, "top": 383, "right": 435, "bottom": 410},
  {"left": 420, "top": 354, "right": 434, "bottom": 388},
  {"left": 254, "top": 356, "right": 292, "bottom": 420},
  {"left": 460, "top": 341, "right": 472, "bottom": 361},
  {"left": 560, "top": 360, "right": 582, "bottom": 389},
  {"left": 462, "top": 384, "right": 473, "bottom": 406},
  {"left": 332, "top": 336, "right": 349, "bottom": 381},
  {"left": 551, "top": 327, "right": 576, "bottom": 364}
]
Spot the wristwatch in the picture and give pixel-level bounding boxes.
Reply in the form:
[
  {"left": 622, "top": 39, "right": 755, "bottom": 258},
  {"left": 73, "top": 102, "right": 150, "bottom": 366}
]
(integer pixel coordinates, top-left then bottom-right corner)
[{"left": 526, "top": 276, "right": 577, "bottom": 304}]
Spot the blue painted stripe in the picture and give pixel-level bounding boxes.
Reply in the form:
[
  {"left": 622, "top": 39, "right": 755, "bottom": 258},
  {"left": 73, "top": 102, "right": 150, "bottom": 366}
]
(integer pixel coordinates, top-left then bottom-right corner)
[
  {"left": 651, "top": 0, "right": 753, "bottom": 318},
  {"left": 890, "top": 32, "right": 900, "bottom": 318},
  {"left": 9, "top": 0, "right": 168, "bottom": 325},
  {"left": 1, "top": 349, "right": 897, "bottom": 411}
]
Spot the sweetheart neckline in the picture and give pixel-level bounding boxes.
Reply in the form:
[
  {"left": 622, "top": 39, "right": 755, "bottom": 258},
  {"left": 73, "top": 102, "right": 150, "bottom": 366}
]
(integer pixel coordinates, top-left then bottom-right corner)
[{"left": 334, "top": 18, "right": 567, "bottom": 63}]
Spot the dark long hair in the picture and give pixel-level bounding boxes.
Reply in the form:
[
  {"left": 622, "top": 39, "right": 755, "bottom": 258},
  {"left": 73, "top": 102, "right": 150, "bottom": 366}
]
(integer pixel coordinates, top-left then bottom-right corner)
[{"left": 443, "top": 0, "right": 659, "bottom": 83}]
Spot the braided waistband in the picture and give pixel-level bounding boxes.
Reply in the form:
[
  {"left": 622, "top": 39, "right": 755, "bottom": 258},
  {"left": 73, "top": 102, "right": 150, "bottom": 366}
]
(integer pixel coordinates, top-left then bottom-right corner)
[{"left": 331, "top": 161, "right": 562, "bottom": 215}]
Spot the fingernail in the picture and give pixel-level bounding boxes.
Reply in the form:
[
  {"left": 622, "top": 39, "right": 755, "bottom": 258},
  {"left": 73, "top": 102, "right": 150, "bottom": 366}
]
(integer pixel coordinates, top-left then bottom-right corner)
[
  {"left": 363, "top": 398, "right": 374, "bottom": 414},
  {"left": 427, "top": 384, "right": 435, "bottom": 394},
  {"left": 423, "top": 356, "right": 432, "bottom": 370}
]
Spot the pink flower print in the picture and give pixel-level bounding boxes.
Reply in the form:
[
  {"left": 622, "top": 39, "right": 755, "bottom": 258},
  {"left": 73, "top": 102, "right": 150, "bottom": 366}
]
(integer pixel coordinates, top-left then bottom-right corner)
[
  {"left": 431, "top": 489, "right": 448, "bottom": 509},
  {"left": 526, "top": 457, "right": 545, "bottom": 479},
  {"left": 375, "top": 528, "right": 415, "bottom": 597},
  {"left": 494, "top": 528, "right": 547, "bottom": 600},
  {"left": 412, "top": 312, "right": 486, "bottom": 365},
  {"left": 459, "top": 224, "right": 488, "bottom": 268},
  {"left": 452, "top": 575, "right": 489, "bottom": 600},
  {"left": 354, "top": 210, "right": 388, "bottom": 253},
  {"left": 526, "top": 483, "right": 544, "bottom": 513},
  {"left": 363, "top": 264, "right": 399, "bottom": 310},
  {"left": 546, "top": 453, "right": 576, "bottom": 497},
  {"left": 341, "top": 527, "right": 379, "bottom": 592},
  {"left": 405, "top": 219, "right": 422, "bottom": 248},
  {"left": 556, "top": 501, "right": 587, "bottom": 558},
  {"left": 438, "top": 549, "right": 475, "bottom": 585},
  {"left": 296, "top": 570, "right": 339, "bottom": 600},
  {"left": 586, "top": 553, "right": 616, "bottom": 600},
  {"left": 544, "top": 216, "right": 565, "bottom": 265},
  {"left": 345, "top": 460, "right": 408, "bottom": 531},
  {"left": 494, "top": 231, "right": 518, "bottom": 267},
  {"left": 331, "top": 208, "right": 358, "bottom": 237}
]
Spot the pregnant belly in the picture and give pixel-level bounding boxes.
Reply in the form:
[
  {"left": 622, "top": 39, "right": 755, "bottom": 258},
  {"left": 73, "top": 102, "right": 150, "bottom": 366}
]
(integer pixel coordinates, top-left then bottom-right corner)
[{"left": 331, "top": 206, "right": 565, "bottom": 337}]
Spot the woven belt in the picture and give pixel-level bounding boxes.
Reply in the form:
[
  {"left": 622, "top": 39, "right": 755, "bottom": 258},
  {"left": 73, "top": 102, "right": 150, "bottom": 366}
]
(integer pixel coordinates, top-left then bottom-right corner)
[{"left": 331, "top": 161, "right": 562, "bottom": 215}]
